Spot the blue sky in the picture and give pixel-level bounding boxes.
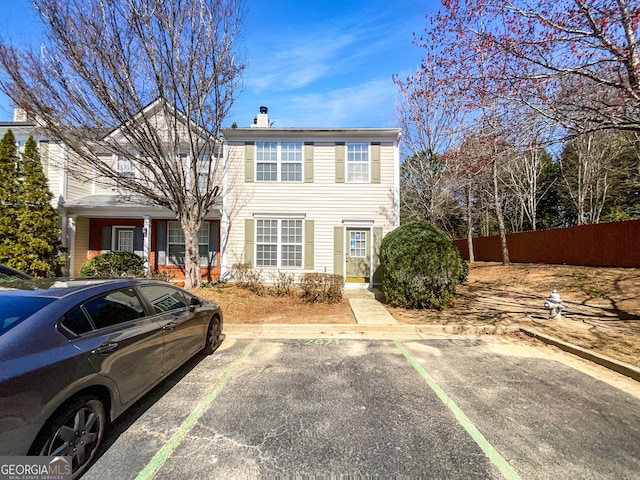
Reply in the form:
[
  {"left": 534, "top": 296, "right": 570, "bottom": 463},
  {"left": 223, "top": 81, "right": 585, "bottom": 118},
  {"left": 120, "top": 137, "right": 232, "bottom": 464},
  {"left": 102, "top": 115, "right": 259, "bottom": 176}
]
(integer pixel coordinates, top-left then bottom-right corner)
[{"left": 0, "top": 0, "right": 437, "bottom": 128}]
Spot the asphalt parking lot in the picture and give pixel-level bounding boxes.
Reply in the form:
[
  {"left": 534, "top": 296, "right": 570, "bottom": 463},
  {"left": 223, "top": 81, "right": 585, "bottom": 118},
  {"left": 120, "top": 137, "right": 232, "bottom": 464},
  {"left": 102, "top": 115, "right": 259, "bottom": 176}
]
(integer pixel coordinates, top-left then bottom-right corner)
[{"left": 84, "top": 332, "right": 640, "bottom": 479}]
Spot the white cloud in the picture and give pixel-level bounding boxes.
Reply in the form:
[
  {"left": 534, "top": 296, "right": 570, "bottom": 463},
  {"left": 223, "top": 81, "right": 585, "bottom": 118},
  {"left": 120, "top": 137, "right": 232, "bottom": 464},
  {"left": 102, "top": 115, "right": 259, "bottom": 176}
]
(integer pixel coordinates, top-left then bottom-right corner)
[
  {"left": 271, "top": 77, "right": 399, "bottom": 128},
  {"left": 245, "top": 17, "right": 388, "bottom": 93},
  {"left": 246, "top": 33, "right": 353, "bottom": 91}
]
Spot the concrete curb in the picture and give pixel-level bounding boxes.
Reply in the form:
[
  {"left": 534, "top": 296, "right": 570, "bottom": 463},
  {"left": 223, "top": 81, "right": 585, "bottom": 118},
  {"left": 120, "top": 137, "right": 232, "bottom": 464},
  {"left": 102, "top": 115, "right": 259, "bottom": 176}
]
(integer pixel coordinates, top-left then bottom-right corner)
[
  {"left": 223, "top": 323, "right": 640, "bottom": 383},
  {"left": 223, "top": 323, "right": 522, "bottom": 337},
  {"left": 519, "top": 327, "right": 640, "bottom": 383}
]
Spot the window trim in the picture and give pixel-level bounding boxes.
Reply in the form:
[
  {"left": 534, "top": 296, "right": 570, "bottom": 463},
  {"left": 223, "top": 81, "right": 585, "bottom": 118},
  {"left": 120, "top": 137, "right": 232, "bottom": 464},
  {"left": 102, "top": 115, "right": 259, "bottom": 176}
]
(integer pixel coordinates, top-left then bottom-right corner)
[
  {"left": 113, "top": 226, "right": 135, "bottom": 252},
  {"left": 255, "top": 217, "right": 304, "bottom": 268},
  {"left": 346, "top": 142, "right": 370, "bottom": 183},
  {"left": 114, "top": 154, "right": 135, "bottom": 179},
  {"left": 255, "top": 141, "right": 303, "bottom": 183}
]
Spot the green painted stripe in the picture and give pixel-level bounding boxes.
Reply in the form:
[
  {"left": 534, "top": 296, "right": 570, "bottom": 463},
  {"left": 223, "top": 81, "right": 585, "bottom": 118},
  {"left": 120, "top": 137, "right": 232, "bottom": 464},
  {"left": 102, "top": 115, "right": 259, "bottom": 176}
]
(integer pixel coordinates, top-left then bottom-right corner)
[
  {"left": 393, "top": 340, "right": 522, "bottom": 480},
  {"left": 136, "top": 339, "right": 260, "bottom": 480}
]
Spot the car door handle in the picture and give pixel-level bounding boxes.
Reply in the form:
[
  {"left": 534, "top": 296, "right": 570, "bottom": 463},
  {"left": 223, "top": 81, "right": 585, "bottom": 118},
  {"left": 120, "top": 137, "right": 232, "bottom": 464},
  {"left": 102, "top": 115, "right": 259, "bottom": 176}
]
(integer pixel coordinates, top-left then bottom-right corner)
[
  {"left": 162, "top": 322, "right": 177, "bottom": 331},
  {"left": 91, "top": 342, "right": 119, "bottom": 355}
]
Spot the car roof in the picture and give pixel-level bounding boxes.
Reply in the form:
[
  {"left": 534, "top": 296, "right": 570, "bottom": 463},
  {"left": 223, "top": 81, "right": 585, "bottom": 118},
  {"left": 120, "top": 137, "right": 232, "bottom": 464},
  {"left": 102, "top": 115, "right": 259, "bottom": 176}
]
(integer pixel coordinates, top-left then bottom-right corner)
[{"left": 0, "top": 278, "right": 163, "bottom": 299}]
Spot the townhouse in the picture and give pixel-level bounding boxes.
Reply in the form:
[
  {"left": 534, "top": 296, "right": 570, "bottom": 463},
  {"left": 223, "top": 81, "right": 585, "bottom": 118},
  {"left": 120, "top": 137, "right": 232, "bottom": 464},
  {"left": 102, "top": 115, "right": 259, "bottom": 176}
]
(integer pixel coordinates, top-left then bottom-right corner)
[{"left": 0, "top": 106, "right": 401, "bottom": 287}]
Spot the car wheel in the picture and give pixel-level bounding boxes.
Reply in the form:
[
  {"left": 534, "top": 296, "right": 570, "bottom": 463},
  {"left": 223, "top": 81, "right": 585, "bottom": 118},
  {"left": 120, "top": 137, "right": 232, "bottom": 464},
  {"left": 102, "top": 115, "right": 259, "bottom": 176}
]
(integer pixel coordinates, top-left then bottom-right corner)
[
  {"left": 203, "top": 316, "right": 221, "bottom": 354},
  {"left": 31, "top": 395, "right": 105, "bottom": 479}
]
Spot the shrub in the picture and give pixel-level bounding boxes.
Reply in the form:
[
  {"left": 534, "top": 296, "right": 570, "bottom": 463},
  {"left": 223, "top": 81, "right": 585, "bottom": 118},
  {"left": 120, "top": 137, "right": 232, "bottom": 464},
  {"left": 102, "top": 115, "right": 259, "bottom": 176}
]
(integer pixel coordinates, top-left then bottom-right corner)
[
  {"left": 299, "top": 273, "right": 343, "bottom": 304},
  {"left": 245, "top": 269, "right": 265, "bottom": 296},
  {"left": 149, "top": 269, "right": 174, "bottom": 283},
  {"left": 232, "top": 262, "right": 252, "bottom": 287},
  {"left": 79, "top": 251, "right": 145, "bottom": 277},
  {"left": 380, "top": 220, "right": 466, "bottom": 309},
  {"left": 268, "top": 271, "right": 296, "bottom": 296}
]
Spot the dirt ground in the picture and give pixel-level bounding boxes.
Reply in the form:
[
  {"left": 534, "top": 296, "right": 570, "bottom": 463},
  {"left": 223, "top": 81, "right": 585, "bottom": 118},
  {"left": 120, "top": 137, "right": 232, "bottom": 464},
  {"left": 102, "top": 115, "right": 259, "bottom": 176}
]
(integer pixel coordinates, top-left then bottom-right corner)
[{"left": 196, "top": 262, "right": 640, "bottom": 369}]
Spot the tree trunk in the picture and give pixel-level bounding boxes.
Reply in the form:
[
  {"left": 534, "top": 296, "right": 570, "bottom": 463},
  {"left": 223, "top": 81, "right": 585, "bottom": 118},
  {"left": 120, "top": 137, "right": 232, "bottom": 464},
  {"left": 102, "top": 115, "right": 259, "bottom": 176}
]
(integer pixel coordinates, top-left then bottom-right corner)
[
  {"left": 465, "top": 185, "right": 475, "bottom": 263},
  {"left": 493, "top": 159, "right": 510, "bottom": 265},
  {"left": 181, "top": 218, "right": 203, "bottom": 289}
]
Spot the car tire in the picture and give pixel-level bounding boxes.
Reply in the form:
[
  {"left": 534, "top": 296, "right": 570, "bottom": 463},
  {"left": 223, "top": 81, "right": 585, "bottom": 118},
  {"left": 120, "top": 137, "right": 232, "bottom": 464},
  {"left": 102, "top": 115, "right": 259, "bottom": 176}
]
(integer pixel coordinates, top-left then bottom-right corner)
[
  {"left": 30, "top": 395, "right": 106, "bottom": 479},
  {"left": 203, "top": 316, "right": 221, "bottom": 354}
]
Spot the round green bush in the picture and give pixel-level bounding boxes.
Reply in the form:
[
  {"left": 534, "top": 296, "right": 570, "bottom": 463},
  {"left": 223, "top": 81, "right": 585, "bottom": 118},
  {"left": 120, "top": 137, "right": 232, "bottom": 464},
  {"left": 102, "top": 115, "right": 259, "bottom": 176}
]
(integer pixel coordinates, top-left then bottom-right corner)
[
  {"left": 79, "top": 251, "right": 145, "bottom": 277},
  {"left": 380, "top": 220, "right": 467, "bottom": 309}
]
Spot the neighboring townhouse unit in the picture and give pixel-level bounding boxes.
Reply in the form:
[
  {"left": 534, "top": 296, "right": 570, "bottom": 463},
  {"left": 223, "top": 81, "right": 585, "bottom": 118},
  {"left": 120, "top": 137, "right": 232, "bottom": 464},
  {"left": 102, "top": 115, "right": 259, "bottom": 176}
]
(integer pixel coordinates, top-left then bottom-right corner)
[
  {"left": 1, "top": 106, "right": 400, "bottom": 287},
  {"left": 221, "top": 108, "right": 401, "bottom": 287},
  {"left": 1, "top": 105, "right": 221, "bottom": 282}
]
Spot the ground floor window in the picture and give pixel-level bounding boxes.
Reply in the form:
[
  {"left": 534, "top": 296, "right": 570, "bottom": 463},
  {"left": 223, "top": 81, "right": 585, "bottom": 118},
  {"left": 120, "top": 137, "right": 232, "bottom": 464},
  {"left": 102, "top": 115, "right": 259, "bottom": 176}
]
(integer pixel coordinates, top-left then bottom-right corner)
[
  {"left": 115, "top": 228, "right": 134, "bottom": 252},
  {"left": 256, "top": 218, "right": 302, "bottom": 268},
  {"left": 167, "top": 221, "right": 210, "bottom": 266}
]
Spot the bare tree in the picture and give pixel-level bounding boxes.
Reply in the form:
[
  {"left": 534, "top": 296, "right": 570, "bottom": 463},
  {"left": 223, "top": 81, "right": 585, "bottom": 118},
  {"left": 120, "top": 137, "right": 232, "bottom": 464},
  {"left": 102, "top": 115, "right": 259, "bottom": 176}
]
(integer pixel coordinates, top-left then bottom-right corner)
[
  {"left": 560, "top": 130, "right": 630, "bottom": 224},
  {"left": 448, "top": 134, "right": 493, "bottom": 262},
  {"left": 0, "top": 0, "right": 244, "bottom": 288},
  {"left": 395, "top": 66, "right": 464, "bottom": 229},
  {"left": 502, "top": 113, "right": 556, "bottom": 231},
  {"left": 490, "top": 138, "right": 511, "bottom": 265}
]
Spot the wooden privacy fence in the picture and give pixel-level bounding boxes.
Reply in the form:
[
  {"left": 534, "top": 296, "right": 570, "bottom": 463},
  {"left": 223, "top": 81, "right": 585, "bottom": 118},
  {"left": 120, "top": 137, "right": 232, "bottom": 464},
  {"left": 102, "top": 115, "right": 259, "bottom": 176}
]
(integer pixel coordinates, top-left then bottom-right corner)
[{"left": 454, "top": 219, "right": 640, "bottom": 267}]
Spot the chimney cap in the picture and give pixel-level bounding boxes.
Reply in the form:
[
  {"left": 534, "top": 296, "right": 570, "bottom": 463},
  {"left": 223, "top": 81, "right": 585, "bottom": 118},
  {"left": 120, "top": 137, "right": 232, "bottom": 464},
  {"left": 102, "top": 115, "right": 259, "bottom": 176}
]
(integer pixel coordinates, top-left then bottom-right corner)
[{"left": 259, "top": 106, "right": 268, "bottom": 114}]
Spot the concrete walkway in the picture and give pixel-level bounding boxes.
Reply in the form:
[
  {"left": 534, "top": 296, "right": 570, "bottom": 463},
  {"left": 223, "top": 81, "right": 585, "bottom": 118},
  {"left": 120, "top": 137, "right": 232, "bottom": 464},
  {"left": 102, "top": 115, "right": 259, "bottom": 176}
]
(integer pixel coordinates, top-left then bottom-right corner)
[{"left": 343, "top": 288, "right": 397, "bottom": 325}]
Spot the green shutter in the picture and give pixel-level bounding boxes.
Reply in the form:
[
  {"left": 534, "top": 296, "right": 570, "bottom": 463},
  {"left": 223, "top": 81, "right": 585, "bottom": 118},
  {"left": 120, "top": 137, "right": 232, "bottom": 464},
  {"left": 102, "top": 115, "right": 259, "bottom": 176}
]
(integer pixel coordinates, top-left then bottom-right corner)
[
  {"left": 245, "top": 142, "right": 255, "bottom": 183},
  {"left": 371, "top": 143, "right": 381, "bottom": 183},
  {"left": 101, "top": 226, "right": 112, "bottom": 251},
  {"left": 244, "top": 218, "right": 254, "bottom": 266},
  {"left": 373, "top": 226, "right": 383, "bottom": 285},
  {"left": 304, "top": 142, "right": 314, "bottom": 183},
  {"left": 157, "top": 221, "right": 167, "bottom": 265},
  {"left": 208, "top": 221, "right": 219, "bottom": 267},
  {"left": 304, "top": 220, "right": 314, "bottom": 269},
  {"left": 134, "top": 227, "right": 144, "bottom": 257},
  {"left": 335, "top": 143, "right": 345, "bottom": 183},
  {"left": 333, "top": 226, "right": 344, "bottom": 277}
]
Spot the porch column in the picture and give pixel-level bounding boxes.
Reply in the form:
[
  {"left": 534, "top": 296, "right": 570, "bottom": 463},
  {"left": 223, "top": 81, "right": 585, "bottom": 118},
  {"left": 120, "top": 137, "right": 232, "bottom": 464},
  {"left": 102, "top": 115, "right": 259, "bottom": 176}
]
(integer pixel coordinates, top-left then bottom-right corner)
[
  {"left": 67, "top": 215, "right": 76, "bottom": 276},
  {"left": 143, "top": 216, "right": 151, "bottom": 274}
]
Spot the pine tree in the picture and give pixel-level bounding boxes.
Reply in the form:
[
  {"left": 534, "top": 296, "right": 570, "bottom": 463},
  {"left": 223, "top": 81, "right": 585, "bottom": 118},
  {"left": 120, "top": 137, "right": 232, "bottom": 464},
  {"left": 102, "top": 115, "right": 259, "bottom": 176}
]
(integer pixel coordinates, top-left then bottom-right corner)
[
  {"left": 13, "top": 136, "right": 64, "bottom": 277},
  {"left": 0, "top": 129, "right": 20, "bottom": 266}
]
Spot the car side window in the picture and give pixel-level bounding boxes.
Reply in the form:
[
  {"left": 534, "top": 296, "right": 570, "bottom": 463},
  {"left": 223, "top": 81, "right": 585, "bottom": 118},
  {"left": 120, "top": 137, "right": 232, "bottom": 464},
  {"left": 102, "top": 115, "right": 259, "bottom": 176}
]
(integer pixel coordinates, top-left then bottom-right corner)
[
  {"left": 138, "top": 285, "right": 191, "bottom": 314},
  {"left": 83, "top": 287, "right": 146, "bottom": 329},
  {"left": 60, "top": 306, "right": 94, "bottom": 335}
]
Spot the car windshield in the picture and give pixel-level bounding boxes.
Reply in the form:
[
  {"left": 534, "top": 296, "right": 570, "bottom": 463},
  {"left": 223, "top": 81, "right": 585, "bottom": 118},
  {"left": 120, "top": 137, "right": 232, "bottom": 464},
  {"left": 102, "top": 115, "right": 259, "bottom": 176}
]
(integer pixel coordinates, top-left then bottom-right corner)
[{"left": 0, "top": 296, "right": 57, "bottom": 336}]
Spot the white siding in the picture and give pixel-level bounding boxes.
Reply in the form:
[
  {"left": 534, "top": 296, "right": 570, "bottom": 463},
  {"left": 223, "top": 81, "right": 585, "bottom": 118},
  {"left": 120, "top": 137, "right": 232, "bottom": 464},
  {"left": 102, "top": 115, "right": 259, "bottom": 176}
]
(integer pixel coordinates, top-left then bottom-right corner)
[
  {"left": 73, "top": 216, "right": 90, "bottom": 276},
  {"left": 223, "top": 137, "right": 398, "bottom": 279},
  {"left": 65, "top": 151, "right": 94, "bottom": 201}
]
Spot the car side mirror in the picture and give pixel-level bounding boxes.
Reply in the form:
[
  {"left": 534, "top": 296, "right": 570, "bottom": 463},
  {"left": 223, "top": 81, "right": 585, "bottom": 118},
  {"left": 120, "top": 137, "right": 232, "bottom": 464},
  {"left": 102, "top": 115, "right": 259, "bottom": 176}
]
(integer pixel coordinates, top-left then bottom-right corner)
[{"left": 190, "top": 297, "right": 202, "bottom": 311}]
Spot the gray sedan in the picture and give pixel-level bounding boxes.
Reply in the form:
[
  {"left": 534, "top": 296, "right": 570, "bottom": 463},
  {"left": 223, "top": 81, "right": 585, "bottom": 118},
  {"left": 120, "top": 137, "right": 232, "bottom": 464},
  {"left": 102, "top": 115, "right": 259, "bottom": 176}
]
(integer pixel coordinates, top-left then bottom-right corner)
[{"left": 0, "top": 278, "right": 223, "bottom": 478}]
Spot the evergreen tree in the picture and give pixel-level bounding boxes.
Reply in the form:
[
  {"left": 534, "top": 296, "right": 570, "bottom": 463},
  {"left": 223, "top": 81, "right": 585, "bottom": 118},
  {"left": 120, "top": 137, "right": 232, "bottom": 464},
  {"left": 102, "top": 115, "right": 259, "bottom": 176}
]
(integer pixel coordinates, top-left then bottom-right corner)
[
  {"left": 13, "top": 136, "right": 64, "bottom": 277},
  {"left": 0, "top": 129, "right": 20, "bottom": 266}
]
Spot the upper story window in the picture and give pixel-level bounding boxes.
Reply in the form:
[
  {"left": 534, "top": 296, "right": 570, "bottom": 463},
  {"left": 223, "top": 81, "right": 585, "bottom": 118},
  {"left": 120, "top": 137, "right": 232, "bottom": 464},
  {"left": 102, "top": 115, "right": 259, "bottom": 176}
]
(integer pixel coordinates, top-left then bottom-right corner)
[
  {"left": 256, "top": 141, "right": 302, "bottom": 182},
  {"left": 197, "top": 159, "right": 211, "bottom": 192},
  {"left": 116, "top": 156, "right": 135, "bottom": 179},
  {"left": 347, "top": 143, "right": 369, "bottom": 183}
]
